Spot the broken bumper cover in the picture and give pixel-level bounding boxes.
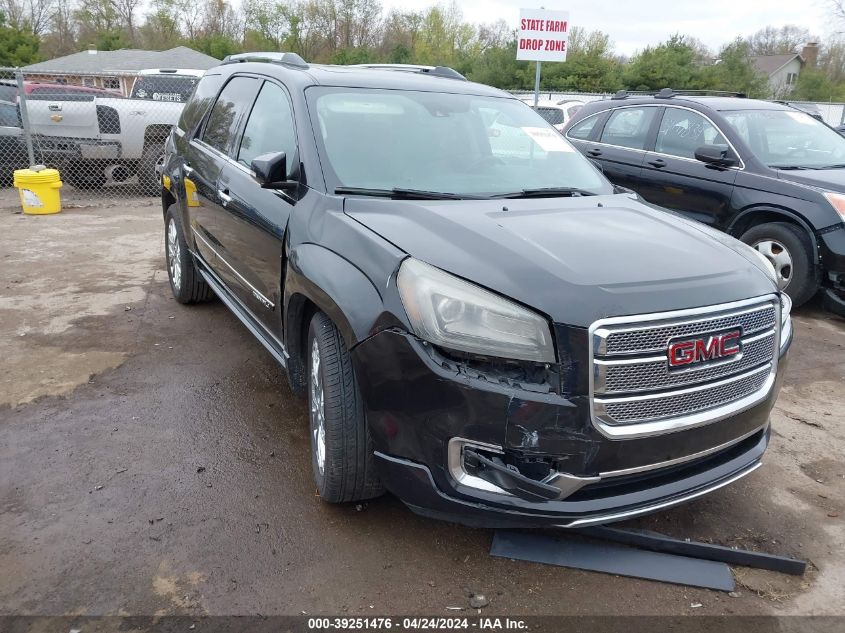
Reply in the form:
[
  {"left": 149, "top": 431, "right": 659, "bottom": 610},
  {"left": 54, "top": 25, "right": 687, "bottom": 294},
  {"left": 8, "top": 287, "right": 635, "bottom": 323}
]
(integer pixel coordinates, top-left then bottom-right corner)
[{"left": 353, "top": 328, "right": 788, "bottom": 528}]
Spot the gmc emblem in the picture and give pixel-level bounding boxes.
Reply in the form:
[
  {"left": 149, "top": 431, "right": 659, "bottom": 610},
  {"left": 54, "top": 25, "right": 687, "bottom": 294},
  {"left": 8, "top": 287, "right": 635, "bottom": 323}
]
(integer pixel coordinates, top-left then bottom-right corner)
[{"left": 668, "top": 330, "right": 742, "bottom": 368}]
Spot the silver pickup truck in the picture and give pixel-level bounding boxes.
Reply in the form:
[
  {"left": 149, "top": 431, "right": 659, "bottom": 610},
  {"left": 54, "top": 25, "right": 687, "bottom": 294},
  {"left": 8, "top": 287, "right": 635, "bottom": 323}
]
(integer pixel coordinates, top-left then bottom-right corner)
[{"left": 25, "top": 69, "right": 203, "bottom": 193}]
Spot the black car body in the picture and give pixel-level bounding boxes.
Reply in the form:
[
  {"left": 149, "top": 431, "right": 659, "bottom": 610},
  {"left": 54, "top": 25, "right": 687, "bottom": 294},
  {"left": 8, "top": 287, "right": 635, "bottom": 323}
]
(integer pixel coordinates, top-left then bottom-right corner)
[
  {"left": 159, "top": 57, "right": 792, "bottom": 528},
  {"left": 563, "top": 92, "right": 845, "bottom": 316}
]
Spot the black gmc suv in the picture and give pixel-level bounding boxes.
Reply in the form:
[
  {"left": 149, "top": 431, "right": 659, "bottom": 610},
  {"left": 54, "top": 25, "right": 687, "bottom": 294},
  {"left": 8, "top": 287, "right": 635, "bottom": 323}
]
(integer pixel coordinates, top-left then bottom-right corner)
[
  {"left": 160, "top": 55, "right": 792, "bottom": 528},
  {"left": 563, "top": 90, "right": 845, "bottom": 316}
]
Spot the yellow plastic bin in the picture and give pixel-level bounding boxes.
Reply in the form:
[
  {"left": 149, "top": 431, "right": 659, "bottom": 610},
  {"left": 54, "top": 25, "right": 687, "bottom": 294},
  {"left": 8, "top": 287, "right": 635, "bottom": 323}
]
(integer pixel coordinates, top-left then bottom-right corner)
[{"left": 13, "top": 167, "right": 63, "bottom": 215}]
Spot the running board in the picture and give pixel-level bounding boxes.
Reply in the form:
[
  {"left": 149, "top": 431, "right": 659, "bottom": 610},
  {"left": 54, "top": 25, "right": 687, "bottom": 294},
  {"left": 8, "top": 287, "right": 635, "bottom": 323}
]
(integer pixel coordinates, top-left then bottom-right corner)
[{"left": 197, "top": 264, "right": 288, "bottom": 369}]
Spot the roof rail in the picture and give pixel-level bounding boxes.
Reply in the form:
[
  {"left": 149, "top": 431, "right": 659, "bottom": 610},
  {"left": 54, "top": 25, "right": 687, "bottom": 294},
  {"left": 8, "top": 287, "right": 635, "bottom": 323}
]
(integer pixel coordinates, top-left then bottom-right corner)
[
  {"left": 221, "top": 52, "right": 308, "bottom": 68},
  {"left": 350, "top": 63, "right": 467, "bottom": 81},
  {"left": 612, "top": 88, "right": 747, "bottom": 100}
]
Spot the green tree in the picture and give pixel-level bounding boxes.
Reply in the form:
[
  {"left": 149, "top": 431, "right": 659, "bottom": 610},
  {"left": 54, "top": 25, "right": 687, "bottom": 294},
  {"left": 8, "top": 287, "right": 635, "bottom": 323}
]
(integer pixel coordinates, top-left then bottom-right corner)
[
  {"left": 623, "top": 35, "right": 705, "bottom": 90},
  {"left": 703, "top": 38, "right": 767, "bottom": 97},
  {"left": 0, "top": 11, "right": 40, "bottom": 65},
  {"left": 791, "top": 68, "right": 845, "bottom": 101}
]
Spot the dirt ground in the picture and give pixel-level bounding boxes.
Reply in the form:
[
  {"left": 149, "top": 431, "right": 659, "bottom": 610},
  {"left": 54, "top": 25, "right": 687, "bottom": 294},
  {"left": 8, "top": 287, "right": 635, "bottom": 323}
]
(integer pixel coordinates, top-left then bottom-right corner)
[{"left": 0, "top": 188, "right": 843, "bottom": 618}]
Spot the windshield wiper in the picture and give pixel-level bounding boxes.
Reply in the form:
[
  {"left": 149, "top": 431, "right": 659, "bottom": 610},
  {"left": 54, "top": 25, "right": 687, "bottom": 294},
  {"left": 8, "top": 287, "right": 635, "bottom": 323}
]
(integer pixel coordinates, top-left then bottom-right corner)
[
  {"left": 492, "top": 186, "right": 598, "bottom": 199},
  {"left": 334, "top": 187, "right": 485, "bottom": 200},
  {"left": 770, "top": 165, "right": 812, "bottom": 170}
]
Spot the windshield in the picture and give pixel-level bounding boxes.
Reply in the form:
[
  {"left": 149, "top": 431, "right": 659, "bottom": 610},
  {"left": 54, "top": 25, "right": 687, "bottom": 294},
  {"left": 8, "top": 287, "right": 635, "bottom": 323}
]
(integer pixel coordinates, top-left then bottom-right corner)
[
  {"left": 131, "top": 75, "right": 200, "bottom": 102},
  {"left": 307, "top": 87, "right": 612, "bottom": 197},
  {"left": 722, "top": 109, "right": 845, "bottom": 169}
]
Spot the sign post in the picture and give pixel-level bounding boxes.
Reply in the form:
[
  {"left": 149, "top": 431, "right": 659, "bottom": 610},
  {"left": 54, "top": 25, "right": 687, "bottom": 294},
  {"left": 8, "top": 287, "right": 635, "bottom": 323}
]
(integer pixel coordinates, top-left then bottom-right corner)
[{"left": 517, "top": 8, "right": 570, "bottom": 108}]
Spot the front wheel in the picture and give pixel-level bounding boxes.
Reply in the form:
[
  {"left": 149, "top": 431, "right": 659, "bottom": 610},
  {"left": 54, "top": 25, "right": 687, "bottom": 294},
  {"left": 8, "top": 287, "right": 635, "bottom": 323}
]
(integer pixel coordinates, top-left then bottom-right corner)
[
  {"left": 307, "top": 311, "right": 384, "bottom": 503},
  {"left": 740, "top": 222, "right": 819, "bottom": 307}
]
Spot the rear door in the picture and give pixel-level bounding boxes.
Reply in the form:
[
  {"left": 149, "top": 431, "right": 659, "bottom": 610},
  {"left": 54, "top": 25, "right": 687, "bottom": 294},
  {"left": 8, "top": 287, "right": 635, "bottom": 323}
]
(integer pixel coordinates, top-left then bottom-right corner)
[
  {"left": 184, "top": 75, "right": 261, "bottom": 285},
  {"left": 639, "top": 106, "right": 739, "bottom": 226},
  {"left": 216, "top": 80, "right": 299, "bottom": 328},
  {"left": 584, "top": 105, "right": 659, "bottom": 190}
]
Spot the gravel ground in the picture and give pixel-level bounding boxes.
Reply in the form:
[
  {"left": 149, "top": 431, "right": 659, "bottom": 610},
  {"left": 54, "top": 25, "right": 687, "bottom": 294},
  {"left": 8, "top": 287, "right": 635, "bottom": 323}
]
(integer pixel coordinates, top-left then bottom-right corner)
[{"left": 0, "top": 189, "right": 843, "bottom": 618}]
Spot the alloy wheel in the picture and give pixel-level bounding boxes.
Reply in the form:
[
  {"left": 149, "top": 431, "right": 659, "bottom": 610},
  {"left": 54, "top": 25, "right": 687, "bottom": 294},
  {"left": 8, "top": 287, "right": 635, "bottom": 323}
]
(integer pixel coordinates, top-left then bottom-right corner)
[
  {"left": 310, "top": 338, "right": 326, "bottom": 475},
  {"left": 167, "top": 218, "right": 182, "bottom": 291},
  {"left": 753, "top": 238, "right": 793, "bottom": 290}
]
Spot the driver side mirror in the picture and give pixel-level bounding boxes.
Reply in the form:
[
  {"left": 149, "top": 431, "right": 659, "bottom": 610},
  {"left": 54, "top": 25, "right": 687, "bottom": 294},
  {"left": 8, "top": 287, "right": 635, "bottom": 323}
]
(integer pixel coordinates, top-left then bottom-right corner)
[
  {"left": 694, "top": 144, "right": 738, "bottom": 168},
  {"left": 250, "top": 152, "right": 297, "bottom": 191}
]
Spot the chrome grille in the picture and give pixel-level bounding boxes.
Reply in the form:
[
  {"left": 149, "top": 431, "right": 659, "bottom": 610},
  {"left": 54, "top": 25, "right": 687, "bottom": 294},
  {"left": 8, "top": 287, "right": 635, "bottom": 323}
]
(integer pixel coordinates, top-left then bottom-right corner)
[
  {"left": 590, "top": 296, "right": 780, "bottom": 434},
  {"left": 601, "top": 365, "right": 771, "bottom": 424},
  {"left": 599, "top": 304, "right": 776, "bottom": 356},
  {"left": 601, "top": 330, "right": 776, "bottom": 394}
]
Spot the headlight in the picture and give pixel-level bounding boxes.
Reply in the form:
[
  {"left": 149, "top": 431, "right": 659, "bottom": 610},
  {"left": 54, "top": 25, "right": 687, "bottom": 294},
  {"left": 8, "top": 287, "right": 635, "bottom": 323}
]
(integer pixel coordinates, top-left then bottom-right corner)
[
  {"left": 397, "top": 258, "right": 556, "bottom": 363},
  {"left": 780, "top": 293, "right": 792, "bottom": 349},
  {"left": 823, "top": 191, "right": 845, "bottom": 221}
]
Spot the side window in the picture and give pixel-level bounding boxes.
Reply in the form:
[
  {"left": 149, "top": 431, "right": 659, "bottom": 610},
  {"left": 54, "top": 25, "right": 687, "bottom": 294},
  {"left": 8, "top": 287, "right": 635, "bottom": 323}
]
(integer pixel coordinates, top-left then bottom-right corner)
[
  {"left": 600, "top": 107, "right": 657, "bottom": 150},
  {"left": 656, "top": 108, "right": 728, "bottom": 159},
  {"left": 567, "top": 114, "right": 600, "bottom": 140},
  {"left": 200, "top": 76, "right": 260, "bottom": 155},
  {"left": 179, "top": 74, "right": 222, "bottom": 136},
  {"left": 0, "top": 103, "right": 19, "bottom": 127},
  {"left": 237, "top": 82, "right": 296, "bottom": 169}
]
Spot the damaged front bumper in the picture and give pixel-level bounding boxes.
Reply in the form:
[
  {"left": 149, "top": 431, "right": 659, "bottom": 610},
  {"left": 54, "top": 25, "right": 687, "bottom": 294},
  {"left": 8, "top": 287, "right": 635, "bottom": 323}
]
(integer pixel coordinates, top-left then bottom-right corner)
[{"left": 352, "top": 326, "right": 789, "bottom": 528}]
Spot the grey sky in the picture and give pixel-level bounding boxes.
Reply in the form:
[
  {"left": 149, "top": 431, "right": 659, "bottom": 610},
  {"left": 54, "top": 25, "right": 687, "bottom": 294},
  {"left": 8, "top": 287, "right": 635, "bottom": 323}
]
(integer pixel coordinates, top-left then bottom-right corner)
[{"left": 381, "top": 0, "right": 833, "bottom": 56}]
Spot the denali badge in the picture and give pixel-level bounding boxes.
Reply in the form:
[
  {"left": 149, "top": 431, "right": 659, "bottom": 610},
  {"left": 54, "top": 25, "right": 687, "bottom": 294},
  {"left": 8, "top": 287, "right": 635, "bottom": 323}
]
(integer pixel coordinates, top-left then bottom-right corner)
[{"left": 668, "top": 330, "right": 741, "bottom": 368}]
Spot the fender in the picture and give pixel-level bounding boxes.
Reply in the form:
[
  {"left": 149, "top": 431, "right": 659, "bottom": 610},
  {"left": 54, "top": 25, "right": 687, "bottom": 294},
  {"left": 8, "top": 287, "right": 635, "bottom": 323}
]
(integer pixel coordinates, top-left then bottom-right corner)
[
  {"left": 728, "top": 205, "right": 820, "bottom": 263},
  {"left": 285, "top": 243, "right": 387, "bottom": 348}
]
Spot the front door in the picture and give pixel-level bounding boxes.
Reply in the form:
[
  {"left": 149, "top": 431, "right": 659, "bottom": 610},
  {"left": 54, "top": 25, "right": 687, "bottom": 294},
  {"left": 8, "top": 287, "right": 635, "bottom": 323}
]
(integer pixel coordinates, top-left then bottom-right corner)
[
  {"left": 639, "top": 106, "right": 738, "bottom": 226},
  {"left": 186, "top": 75, "right": 262, "bottom": 290},
  {"left": 217, "top": 80, "right": 299, "bottom": 331}
]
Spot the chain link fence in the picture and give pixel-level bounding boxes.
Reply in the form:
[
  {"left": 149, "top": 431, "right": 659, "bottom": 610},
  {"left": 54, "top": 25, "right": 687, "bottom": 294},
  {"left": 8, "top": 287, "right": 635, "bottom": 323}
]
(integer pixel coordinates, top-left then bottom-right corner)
[
  {"left": 3, "top": 68, "right": 845, "bottom": 200},
  {"left": 1, "top": 66, "right": 200, "bottom": 198}
]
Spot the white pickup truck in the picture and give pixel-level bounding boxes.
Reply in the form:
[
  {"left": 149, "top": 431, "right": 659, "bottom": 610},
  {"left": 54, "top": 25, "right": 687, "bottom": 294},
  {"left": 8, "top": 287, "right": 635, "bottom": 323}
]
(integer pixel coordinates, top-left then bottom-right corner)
[{"left": 25, "top": 69, "right": 203, "bottom": 193}]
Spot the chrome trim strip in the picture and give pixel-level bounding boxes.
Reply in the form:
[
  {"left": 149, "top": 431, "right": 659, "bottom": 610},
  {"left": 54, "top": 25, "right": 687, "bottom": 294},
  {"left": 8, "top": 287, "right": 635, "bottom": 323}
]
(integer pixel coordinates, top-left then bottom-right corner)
[
  {"left": 565, "top": 103, "right": 746, "bottom": 170},
  {"left": 447, "top": 437, "right": 506, "bottom": 495},
  {"left": 558, "top": 461, "right": 762, "bottom": 528},
  {"left": 192, "top": 227, "right": 275, "bottom": 309},
  {"left": 599, "top": 424, "right": 767, "bottom": 478},
  {"left": 588, "top": 294, "right": 780, "bottom": 439},
  {"left": 447, "top": 437, "right": 599, "bottom": 500}
]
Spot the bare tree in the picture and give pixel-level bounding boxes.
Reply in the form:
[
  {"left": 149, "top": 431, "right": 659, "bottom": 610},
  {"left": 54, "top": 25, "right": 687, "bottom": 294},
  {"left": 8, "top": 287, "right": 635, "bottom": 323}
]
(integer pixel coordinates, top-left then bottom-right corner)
[
  {"left": 2, "top": 0, "right": 57, "bottom": 35},
  {"left": 109, "top": 0, "right": 141, "bottom": 43},
  {"left": 746, "top": 25, "right": 814, "bottom": 55}
]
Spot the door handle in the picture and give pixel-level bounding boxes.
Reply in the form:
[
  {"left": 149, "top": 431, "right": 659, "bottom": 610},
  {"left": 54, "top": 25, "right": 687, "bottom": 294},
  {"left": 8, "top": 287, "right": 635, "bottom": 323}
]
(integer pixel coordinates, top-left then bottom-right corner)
[
  {"left": 648, "top": 158, "right": 667, "bottom": 168},
  {"left": 218, "top": 189, "right": 232, "bottom": 204},
  {"left": 587, "top": 148, "right": 602, "bottom": 157}
]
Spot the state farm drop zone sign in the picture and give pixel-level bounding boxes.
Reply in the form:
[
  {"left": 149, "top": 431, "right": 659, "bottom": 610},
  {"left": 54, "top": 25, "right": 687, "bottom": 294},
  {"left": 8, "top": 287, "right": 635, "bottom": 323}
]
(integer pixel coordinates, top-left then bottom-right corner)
[{"left": 517, "top": 8, "right": 570, "bottom": 62}]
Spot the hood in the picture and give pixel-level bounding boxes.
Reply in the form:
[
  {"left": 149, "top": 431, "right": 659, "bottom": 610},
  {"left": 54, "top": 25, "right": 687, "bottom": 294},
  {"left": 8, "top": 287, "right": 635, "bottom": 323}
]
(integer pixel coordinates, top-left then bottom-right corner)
[
  {"left": 345, "top": 194, "right": 777, "bottom": 328},
  {"left": 777, "top": 167, "right": 845, "bottom": 193}
]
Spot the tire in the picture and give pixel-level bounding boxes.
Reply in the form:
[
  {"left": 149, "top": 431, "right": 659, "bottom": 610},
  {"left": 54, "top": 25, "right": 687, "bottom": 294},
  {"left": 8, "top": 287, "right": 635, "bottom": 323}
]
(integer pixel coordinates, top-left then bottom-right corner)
[
  {"left": 139, "top": 141, "right": 166, "bottom": 196},
  {"left": 307, "top": 311, "right": 384, "bottom": 503},
  {"left": 164, "top": 204, "right": 214, "bottom": 304},
  {"left": 740, "top": 221, "right": 819, "bottom": 306}
]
